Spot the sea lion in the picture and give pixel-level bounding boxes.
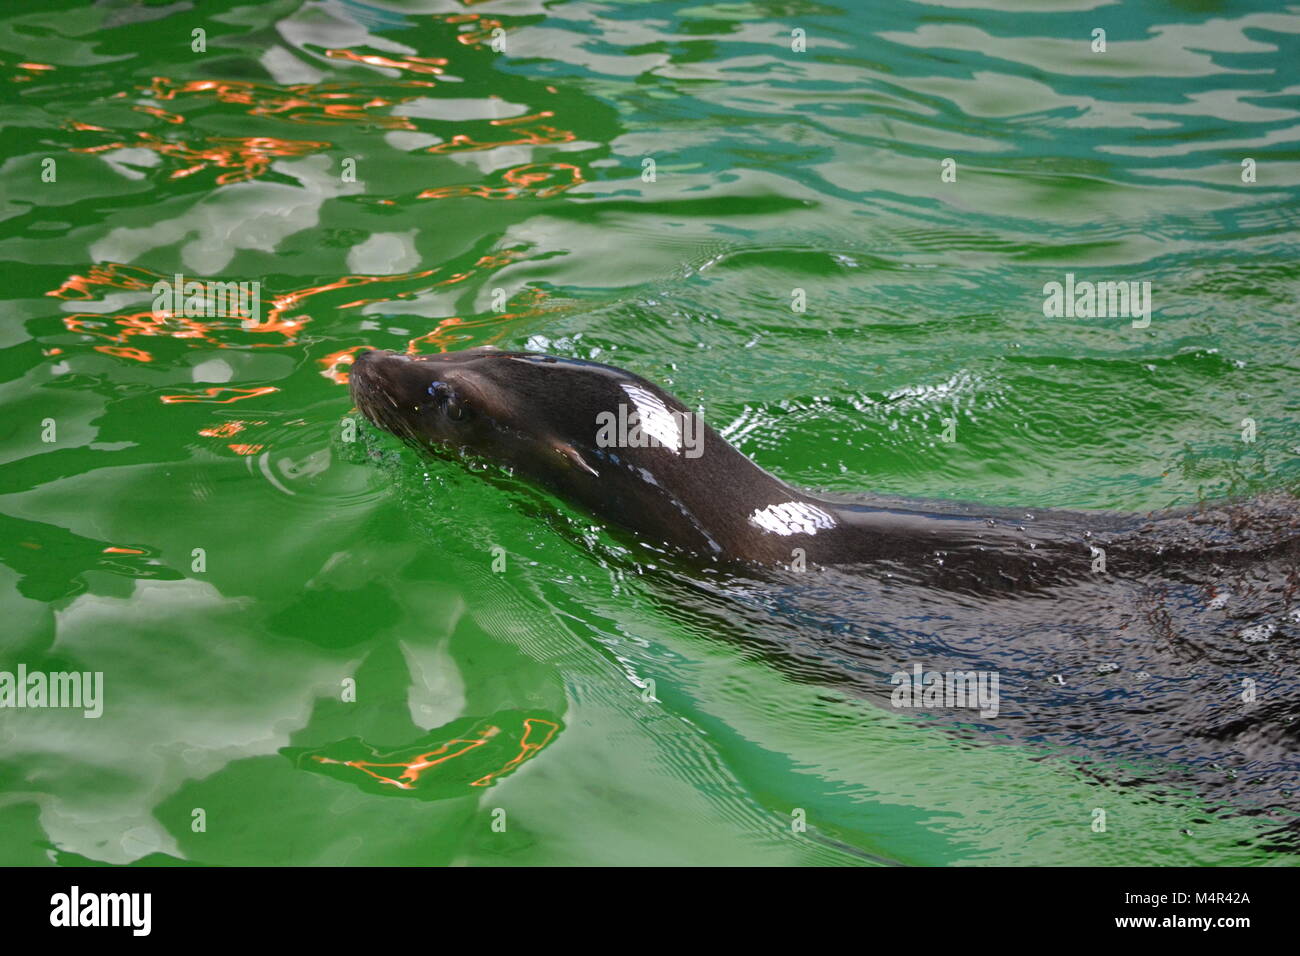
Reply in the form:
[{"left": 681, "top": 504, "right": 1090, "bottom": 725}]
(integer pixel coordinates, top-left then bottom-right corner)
[
  {"left": 349, "top": 346, "right": 1300, "bottom": 827},
  {"left": 348, "top": 346, "right": 1156, "bottom": 584}
]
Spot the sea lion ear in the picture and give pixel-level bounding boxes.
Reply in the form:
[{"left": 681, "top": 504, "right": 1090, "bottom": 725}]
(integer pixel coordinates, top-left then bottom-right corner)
[{"left": 554, "top": 442, "right": 599, "bottom": 477}]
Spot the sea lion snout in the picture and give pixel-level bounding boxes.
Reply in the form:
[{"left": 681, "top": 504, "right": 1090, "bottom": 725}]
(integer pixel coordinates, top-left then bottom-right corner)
[
  {"left": 351, "top": 348, "right": 507, "bottom": 450},
  {"left": 349, "top": 349, "right": 434, "bottom": 438}
]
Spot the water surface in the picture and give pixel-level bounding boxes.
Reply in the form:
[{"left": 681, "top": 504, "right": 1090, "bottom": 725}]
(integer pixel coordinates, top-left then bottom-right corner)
[{"left": 2, "top": 0, "right": 1299, "bottom": 865}]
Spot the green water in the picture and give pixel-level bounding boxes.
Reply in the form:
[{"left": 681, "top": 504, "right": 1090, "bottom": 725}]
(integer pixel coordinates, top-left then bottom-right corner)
[{"left": 2, "top": 0, "right": 1298, "bottom": 866}]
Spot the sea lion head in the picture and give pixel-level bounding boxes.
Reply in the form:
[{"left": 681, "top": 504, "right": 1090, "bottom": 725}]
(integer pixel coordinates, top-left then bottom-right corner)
[
  {"left": 350, "top": 347, "right": 813, "bottom": 559},
  {"left": 349, "top": 346, "right": 707, "bottom": 488},
  {"left": 348, "top": 347, "right": 876, "bottom": 562}
]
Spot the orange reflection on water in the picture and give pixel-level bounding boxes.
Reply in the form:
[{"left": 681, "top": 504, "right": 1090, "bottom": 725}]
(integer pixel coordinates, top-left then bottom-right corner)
[
  {"left": 311, "top": 716, "right": 561, "bottom": 791},
  {"left": 314, "top": 726, "right": 499, "bottom": 790},
  {"left": 264, "top": 269, "right": 433, "bottom": 333},
  {"left": 54, "top": 265, "right": 261, "bottom": 358},
  {"left": 444, "top": 12, "right": 505, "bottom": 46},
  {"left": 160, "top": 386, "right": 278, "bottom": 404},
  {"left": 319, "top": 346, "right": 370, "bottom": 385},
  {"left": 146, "top": 76, "right": 425, "bottom": 128},
  {"left": 426, "top": 111, "right": 575, "bottom": 155},
  {"left": 53, "top": 264, "right": 328, "bottom": 361},
  {"left": 199, "top": 421, "right": 249, "bottom": 438},
  {"left": 404, "top": 286, "right": 550, "bottom": 353},
  {"left": 471, "top": 718, "right": 560, "bottom": 787},
  {"left": 50, "top": 250, "right": 531, "bottom": 371},
  {"left": 72, "top": 130, "right": 333, "bottom": 185},
  {"left": 49, "top": 263, "right": 157, "bottom": 300},
  {"left": 404, "top": 319, "right": 465, "bottom": 353},
  {"left": 305, "top": 250, "right": 530, "bottom": 374},
  {"left": 94, "top": 345, "right": 153, "bottom": 363},
  {"left": 418, "top": 162, "right": 584, "bottom": 201},
  {"left": 132, "top": 104, "right": 184, "bottom": 124},
  {"left": 10, "top": 61, "right": 55, "bottom": 82},
  {"left": 64, "top": 307, "right": 241, "bottom": 360},
  {"left": 325, "top": 49, "right": 447, "bottom": 75}
]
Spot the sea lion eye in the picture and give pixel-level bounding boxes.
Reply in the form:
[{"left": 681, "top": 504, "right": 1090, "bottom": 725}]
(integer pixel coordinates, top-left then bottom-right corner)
[
  {"left": 426, "top": 381, "right": 470, "bottom": 421},
  {"left": 445, "top": 396, "right": 469, "bottom": 422}
]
